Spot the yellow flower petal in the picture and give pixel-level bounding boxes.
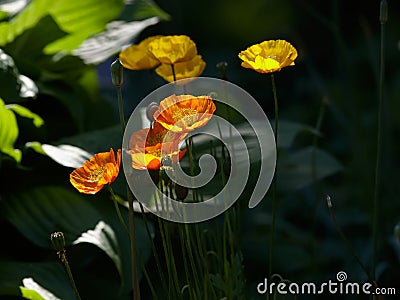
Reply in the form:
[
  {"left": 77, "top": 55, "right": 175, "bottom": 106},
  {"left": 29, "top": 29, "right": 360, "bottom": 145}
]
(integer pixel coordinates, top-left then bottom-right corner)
[
  {"left": 119, "top": 36, "right": 162, "bottom": 70},
  {"left": 155, "top": 55, "right": 206, "bottom": 83},
  {"left": 238, "top": 39, "right": 297, "bottom": 74},
  {"left": 148, "top": 35, "right": 197, "bottom": 64}
]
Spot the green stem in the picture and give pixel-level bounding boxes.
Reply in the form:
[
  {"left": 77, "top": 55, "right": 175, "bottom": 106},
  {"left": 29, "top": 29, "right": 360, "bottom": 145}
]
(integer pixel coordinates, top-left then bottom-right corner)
[
  {"left": 372, "top": 0, "right": 387, "bottom": 281},
  {"left": 269, "top": 73, "right": 279, "bottom": 277},
  {"left": 60, "top": 252, "right": 82, "bottom": 300},
  {"left": 109, "top": 186, "right": 130, "bottom": 238},
  {"left": 115, "top": 84, "right": 139, "bottom": 300},
  {"left": 171, "top": 64, "right": 177, "bottom": 82},
  {"left": 326, "top": 196, "right": 374, "bottom": 283}
]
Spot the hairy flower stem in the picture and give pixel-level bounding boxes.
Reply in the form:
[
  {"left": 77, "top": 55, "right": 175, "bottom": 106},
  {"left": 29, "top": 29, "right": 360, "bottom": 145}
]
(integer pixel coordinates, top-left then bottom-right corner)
[
  {"left": 327, "top": 196, "right": 375, "bottom": 285},
  {"left": 60, "top": 251, "right": 82, "bottom": 300},
  {"left": 109, "top": 186, "right": 130, "bottom": 238},
  {"left": 113, "top": 72, "right": 139, "bottom": 300},
  {"left": 372, "top": 0, "right": 387, "bottom": 282},
  {"left": 269, "top": 73, "right": 279, "bottom": 277}
]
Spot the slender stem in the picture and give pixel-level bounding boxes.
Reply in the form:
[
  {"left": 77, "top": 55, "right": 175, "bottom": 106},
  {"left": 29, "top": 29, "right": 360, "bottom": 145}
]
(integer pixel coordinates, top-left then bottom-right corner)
[
  {"left": 269, "top": 73, "right": 279, "bottom": 277},
  {"left": 326, "top": 196, "right": 374, "bottom": 284},
  {"left": 60, "top": 252, "right": 82, "bottom": 300},
  {"left": 109, "top": 186, "right": 130, "bottom": 238},
  {"left": 115, "top": 84, "right": 139, "bottom": 300},
  {"left": 171, "top": 64, "right": 177, "bottom": 82},
  {"left": 372, "top": 0, "right": 387, "bottom": 281}
]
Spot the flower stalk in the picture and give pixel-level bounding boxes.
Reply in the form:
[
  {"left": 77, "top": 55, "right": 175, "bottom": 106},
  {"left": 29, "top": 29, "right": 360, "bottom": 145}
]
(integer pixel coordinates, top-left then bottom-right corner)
[
  {"left": 50, "top": 232, "right": 82, "bottom": 300},
  {"left": 372, "top": 0, "right": 387, "bottom": 281},
  {"left": 111, "top": 59, "right": 140, "bottom": 300}
]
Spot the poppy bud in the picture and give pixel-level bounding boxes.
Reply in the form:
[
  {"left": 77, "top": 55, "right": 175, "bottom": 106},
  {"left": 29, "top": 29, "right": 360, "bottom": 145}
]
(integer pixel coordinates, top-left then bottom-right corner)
[
  {"left": 161, "top": 155, "right": 173, "bottom": 167},
  {"left": 146, "top": 102, "right": 159, "bottom": 122},
  {"left": 216, "top": 61, "right": 228, "bottom": 79},
  {"left": 110, "top": 59, "right": 123, "bottom": 87},
  {"left": 51, "top": 231, "right": 65, "bottom": 251}
]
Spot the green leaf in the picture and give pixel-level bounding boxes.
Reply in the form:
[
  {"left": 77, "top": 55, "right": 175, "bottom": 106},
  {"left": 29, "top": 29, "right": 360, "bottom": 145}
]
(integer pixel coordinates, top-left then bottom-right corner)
[
  {"left": 20, "top": 278, "right": 60, "bottom": 300},
  {"left": 2, "top": 185, "right": 153, "bottom": 295},
  {"left": 0, "top": 261, "right": 75, "bottom": 299},
  {"left": 0, "top": 98, "right": 21, "bottom": 162},
  {"left": 73, "top": 220, "right": 123, "bottom": 280},
  {"left": 0, "top": 48, "right": 38, "bottom": 102},
  {"left": 57, "top": 125, "right": 122, "bottom": 154},
  {"left": 73, "top": 18, "right": 159, "bottom": 65},
  {"left": 0, "top": 0, "right": 124, "bottom": 52},
  {"left": 41, "top": 144, "right": 92, "bottom": 168},
  {"left": 278, "top": 146, "right": 343, "bottom": 191},
  {"left": 273, "top": 120, "right": 321, "bottom": 148},
  {"left": 6, "top": 104, "right": 44, "bottom": 127},
  {"left": 123, "top": 0, "right": 170, "bottom": 21}
]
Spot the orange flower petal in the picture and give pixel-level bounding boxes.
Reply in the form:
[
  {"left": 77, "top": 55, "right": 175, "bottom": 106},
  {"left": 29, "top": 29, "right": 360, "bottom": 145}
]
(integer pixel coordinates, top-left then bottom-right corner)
[{"left": 70, "top": 149, "right": 121, "bottom": 194}]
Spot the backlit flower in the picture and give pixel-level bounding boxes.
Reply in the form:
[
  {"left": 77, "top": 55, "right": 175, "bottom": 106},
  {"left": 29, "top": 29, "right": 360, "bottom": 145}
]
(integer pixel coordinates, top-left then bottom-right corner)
[
  {"left": 119, "top": 36, "right": 162, "bottom": 70},
  {"left": 155, "top": 55, "right": 206, "bottom": 83},
  {"left": 70, "top": 149, "right": 121, "bottom": 194},
  {"left": 148, "top": 35, "right": 197, "bottom": 64},
  {"left": 129, "top": 122, "right": 186, "bottom": 170},
  {"left": 238, "top": 40, "right": 297, "bottom": 74},
  {"left": 154, "top": 94, "right": 216, "bottom": 133}
]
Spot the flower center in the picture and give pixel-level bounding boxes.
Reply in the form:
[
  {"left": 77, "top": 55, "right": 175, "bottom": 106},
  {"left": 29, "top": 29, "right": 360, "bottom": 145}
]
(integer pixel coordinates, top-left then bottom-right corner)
[
  {"left": 147, "top": 149, "right": 162, "bottom": 157},
  {"left": 89, "top": 165, "right": 106, "bottom": 182},
  {"left": 146, "top": 129, "right": 167, "bottom": 146},
  {"left": 172, "top": 108, "right": 198, "bottom": 122}
]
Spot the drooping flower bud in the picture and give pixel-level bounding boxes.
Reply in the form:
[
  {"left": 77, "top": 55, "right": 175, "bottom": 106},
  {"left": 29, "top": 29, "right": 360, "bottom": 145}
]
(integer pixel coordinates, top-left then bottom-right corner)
[
  {"left": 216, "top": 61, "right": 228, "bottom": 79},
  {"left": 110, "top": 59, "right": 123, "bottom": 87},
  {"left": 146, "top": 102, "right": 159, "bottom": 123},
  {"left": 51, "top": 231, "right": 65, "bottom": 251}
]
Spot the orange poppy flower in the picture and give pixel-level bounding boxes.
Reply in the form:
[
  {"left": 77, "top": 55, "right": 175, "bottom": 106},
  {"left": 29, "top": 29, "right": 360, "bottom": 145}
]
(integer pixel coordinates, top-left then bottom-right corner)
[
  {"left": 70, "top": 148, "right": 121, "bottom": 194},
  {"left": 129, "top": 122, "right": 186, "bottom": 170},
  {"left": 155, "top": 55, "right": 206, "bottom": 83},
  {"left": 154, "top": 94, "right": 216, "bottom": 133}
]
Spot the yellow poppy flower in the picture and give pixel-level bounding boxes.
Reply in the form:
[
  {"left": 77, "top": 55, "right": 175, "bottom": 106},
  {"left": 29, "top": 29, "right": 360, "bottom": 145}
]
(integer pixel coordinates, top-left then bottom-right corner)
[
  {"left": 238, "top": 40, "right": 297, "bottom": 73},
  {"left": 155, "top": 55, "right": 206, "bottom": 83},
  {"left": 119, "top": 36, "right": 162, "bottom": 70},
  {"left": 70, "top": 149, "right": 121, "bottom": 194},
  {"left": 129, "top": 122, "right": 186, "bottom": 170},
  {"left": 148, "top": 35, "right": 197, "bottom": 64},
  {"left": 154, "top": 94, "right": 216, "bottom": 133}
]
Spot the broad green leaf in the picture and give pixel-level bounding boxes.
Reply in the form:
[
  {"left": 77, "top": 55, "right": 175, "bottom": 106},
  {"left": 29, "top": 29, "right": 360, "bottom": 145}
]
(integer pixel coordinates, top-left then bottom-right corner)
[
  {"left": 278, "top": 146, "right": 343, "bottom": 191},
  {"left": 20, "top": 278, "right": 60, "bottom": 300},
  {"left": 20, "top": 287, "right": 46, "bottom": 300},
  {"left": 6, "top": 104, "right": 44, "bottom": 127},
  {"left": 0, "top": 98, "right": 21, "bottom": 162},
  {"left": 41, "top": 144, "right": 92, "bottom": 168},
  {"left": 272, "top": 120, "right": 321, "bottom": 148},
  {"left": 73, "top": 220, "right": 123, "bottom": 279},
  {"left": 57, "top": 125, "right": 122, "bottom": 154},
  {"left": 0, "top": 48, "right": 38, "bottom": 101},
  {"left": 124, "top": 0, "right": 170, "bottom": 21},
  {"left": 73, "top": 18, "right": 159, "bottom": 65},
  {"left": 2, "top": 185, "right": 153, "bottom": 295},
  {"left": 0, "top": 0, "right": 124, "bottom": 51},
  {"left": 0, "top": 261, "right": 74, "bottom": 299}
]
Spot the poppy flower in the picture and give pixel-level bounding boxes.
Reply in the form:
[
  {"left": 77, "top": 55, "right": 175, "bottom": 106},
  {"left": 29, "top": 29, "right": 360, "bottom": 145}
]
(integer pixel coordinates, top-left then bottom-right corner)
[
  {"left": 70, "top": 149, "right": 121, "bottom": 194},
  {"left": 119, "top": 36, "right": 162, "bottom": 70},
  {"left": 148, "top": 35, "right": 197, "bottom": 64},
  {"left": 129, "top": 122, "right": 186, "bottom": 170},
  {"left": 238, "top": 40, "right": 297, "bottom": 74},
  {"left": 154, "top": 94, "right": 216, "bottom": 133},
  {"left": 155, "top": 55, "right": 206, "bottom": 83}
]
